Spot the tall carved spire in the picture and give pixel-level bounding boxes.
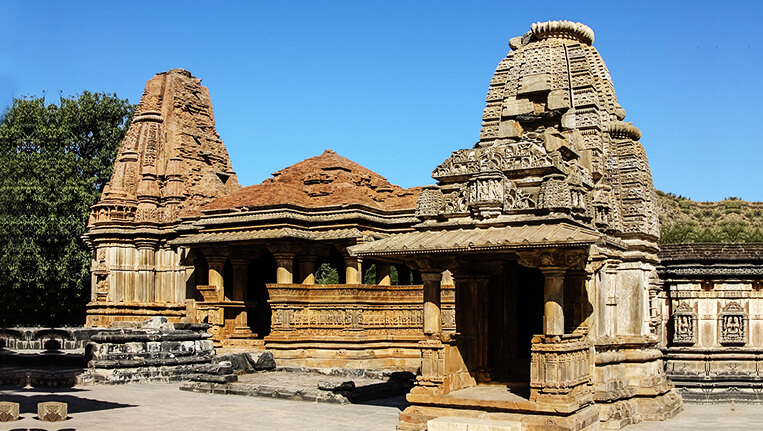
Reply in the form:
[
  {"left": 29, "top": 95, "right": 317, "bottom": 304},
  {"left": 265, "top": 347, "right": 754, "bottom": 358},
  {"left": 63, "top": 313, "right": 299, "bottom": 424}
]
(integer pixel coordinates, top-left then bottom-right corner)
[
  {"left": 89, "top": 69, "right": 240, "bottom": 226},
  {"left": 416, "top": 20, "right": 659, "bottom": 239}
]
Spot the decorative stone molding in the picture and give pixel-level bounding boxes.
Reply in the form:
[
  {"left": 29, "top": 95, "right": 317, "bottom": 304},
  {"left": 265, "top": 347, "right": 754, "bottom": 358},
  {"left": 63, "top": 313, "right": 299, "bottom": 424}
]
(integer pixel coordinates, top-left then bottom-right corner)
[
  {"left": 672, "top": 302, "right": 696, "bottom": 345},
  {"left": 517, "top": 248, "right": 589, "bottom": 270},
  {"left": 416, "top": 185, "right": 444, "bottom": 217},
  {"left": 607, "top": 121, "right": 642, "bottom": 141},
  {"left": 719, "top": 301, "right": 747, "bottom": 345},
  {"left": 531, "top": 20, "right": 595, "bottom": 45}
]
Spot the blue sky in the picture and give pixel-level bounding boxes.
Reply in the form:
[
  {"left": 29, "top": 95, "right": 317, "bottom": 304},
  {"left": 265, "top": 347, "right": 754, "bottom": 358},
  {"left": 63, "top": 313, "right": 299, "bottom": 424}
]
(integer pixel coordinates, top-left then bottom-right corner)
[{"left": 2, "top": 1, "right": 761, "bottom": 201}]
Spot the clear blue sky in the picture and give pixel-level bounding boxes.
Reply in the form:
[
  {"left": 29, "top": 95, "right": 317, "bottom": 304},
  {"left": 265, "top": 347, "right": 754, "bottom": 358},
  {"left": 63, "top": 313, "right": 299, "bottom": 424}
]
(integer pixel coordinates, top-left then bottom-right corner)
[{"left": 2, "top": 1, "right": 761, "bottom": 201}]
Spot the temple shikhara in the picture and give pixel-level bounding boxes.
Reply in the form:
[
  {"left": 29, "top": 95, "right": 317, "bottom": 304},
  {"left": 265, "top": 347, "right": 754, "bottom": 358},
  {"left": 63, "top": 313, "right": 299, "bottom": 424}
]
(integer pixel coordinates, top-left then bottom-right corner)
[{"left": 80, "top": 20, "right": 763, "bottom": 430}]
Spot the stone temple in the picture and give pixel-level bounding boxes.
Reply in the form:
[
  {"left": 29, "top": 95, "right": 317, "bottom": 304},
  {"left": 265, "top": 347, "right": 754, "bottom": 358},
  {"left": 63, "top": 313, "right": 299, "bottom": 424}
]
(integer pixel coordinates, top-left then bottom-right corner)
[{"left": 81, "top": 20, "right": 763, "bottom": 430}]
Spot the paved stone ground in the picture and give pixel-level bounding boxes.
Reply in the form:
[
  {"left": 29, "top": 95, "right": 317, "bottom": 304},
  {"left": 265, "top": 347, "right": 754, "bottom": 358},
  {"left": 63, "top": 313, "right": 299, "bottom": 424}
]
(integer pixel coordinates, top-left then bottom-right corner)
[
  {"left": 1, "top": 383, "right": 763, "bottom": 430},
  {"left": 0, "top": 383, "right": 402, "bottom": 430},
  {"left": 627, "top": 403, "right": 763, "bottom": 431}
]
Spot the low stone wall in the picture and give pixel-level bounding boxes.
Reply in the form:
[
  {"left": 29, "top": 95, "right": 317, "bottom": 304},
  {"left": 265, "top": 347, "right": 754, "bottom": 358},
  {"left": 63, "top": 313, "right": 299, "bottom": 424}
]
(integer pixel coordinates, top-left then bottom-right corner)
[
  {"left": 81, "top": 318, "right": 234, "bottom": 384},
  {"left": 265, "top": 283, "right": 454, "bottom": 371},
  {"left": 0, "top": 317, "right": 244, "bottom": 387},
  {"left": 659, "top": 243, "right": 763, "bottom": 403},
  {"left": 0, "top": 327, "right": 99, "bottom": 351}
]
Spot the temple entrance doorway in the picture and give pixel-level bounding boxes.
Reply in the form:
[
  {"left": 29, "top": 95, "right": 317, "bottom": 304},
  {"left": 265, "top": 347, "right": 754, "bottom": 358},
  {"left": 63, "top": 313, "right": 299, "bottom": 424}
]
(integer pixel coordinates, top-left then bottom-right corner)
[
  {"left": 485, "top": 262, "right": 543, "bottom": 396},
  {"left": 458, "top": 259, "right": 544, "bottom": 398},
  {"left": 247, "top": 249, "right": 276, "bottom": 338}
]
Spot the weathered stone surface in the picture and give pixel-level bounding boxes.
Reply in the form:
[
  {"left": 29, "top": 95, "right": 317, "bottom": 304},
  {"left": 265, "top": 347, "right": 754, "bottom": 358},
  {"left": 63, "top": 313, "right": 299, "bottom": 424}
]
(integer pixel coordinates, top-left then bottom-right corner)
[
  {"left": 317, "top": 380, "right": 355, "bottom": 391},
  {"left": 84, "top": 68, "right": 241, "bottom": 328},
  {"left": 246, "top": 351, "right": 276, "bottom": 371},
  {"left": 547, "top": 89, "right": 571, "bottom": 110},
  {"left": 502, "top": 97, "right": 534, "bottom": 117},
  {"left": 0, "top": 402, "right": 19, "bottom": 422},
  {"left": 517, "top": 73, "right": 552, "bottom": 95},
  {"left": 38, "top": 401, "right": 67, "bottom": 422},
  {"left": 496, "top": 120, "right": 523, "bottom": 138},
  {"left": 427, "top": 416, "right": 521, "bottom": 431}
]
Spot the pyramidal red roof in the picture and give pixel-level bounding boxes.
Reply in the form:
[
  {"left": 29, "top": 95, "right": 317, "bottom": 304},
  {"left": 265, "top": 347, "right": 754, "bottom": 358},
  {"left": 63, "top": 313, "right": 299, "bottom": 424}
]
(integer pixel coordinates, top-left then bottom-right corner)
[{"left": 203, "top": 150, "right": 421, "bottom": 212}]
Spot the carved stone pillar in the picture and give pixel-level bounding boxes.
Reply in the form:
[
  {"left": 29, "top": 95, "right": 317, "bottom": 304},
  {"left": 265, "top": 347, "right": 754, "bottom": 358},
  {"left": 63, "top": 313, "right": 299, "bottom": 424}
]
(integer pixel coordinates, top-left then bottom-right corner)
[
  {"left": 135, "top": 239, "right": 157, "bottom": 303},
  {"left": 345, "top": 256, "right": 362, "bottom": 285},
  {"left": 272, "top": 252, "right": 295, "bottom": 284},
  {"left": 540, "top": 267, "right": 566, "bottom": 336},
  {"left": 298, "top": 256, "right": 318, "bottom": 285},
  {"left": 376, "top": 263, "right": 391, "bottom": 286},
  {"left": 422, "top": 272, "right": 443, "bottom": 335},
  {"left": 206, "top": 255, "right": 227, "bottom": 300},
  {"left": 566, "top": 270, "right": 591, "bottom": 332},
  {"left": 230, "top": 258, "right": 252, "bottom": 335}
]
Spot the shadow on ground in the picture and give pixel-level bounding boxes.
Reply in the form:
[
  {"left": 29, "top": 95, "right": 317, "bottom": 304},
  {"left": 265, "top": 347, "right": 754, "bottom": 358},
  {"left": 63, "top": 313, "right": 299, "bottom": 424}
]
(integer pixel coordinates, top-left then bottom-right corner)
[{"left": 0, "top": 388, "right": 136, "bottom": 414}]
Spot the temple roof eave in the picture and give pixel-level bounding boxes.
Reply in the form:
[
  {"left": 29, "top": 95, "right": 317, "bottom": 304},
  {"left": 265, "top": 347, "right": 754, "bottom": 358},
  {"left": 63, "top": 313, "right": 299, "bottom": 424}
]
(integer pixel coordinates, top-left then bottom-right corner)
[
  {"left": 348, "top": 223, "right": 622, "bottom": 258},
  {"left": 168, "top": 227, "right": 372, "bottom": 247}
]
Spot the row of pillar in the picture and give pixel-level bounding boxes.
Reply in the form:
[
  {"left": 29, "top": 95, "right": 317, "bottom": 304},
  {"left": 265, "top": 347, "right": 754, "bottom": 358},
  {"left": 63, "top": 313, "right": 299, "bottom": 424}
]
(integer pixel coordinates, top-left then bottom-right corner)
[
  {"left": 419, "top": 267, "right": 588, "bottom": 339},
  {"left": 204, "top": 252, "right": 405, "bottom": 296}
]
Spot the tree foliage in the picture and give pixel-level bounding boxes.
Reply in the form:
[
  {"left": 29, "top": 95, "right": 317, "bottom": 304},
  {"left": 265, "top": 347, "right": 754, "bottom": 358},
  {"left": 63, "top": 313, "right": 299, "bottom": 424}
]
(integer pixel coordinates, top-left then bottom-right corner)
[{"left": 0, "top": 92, "right": 134, "bottom": 326}]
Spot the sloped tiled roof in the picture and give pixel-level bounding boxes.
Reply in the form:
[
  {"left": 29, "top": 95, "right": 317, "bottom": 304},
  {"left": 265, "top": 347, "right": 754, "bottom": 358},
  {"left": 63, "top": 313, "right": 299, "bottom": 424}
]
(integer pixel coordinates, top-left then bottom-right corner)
[
  {"left": 203, "top": 149, "right": 420, "bottom": 212},
  {"left": 349, "top": 223, "right": 604, "bottom": 257}
]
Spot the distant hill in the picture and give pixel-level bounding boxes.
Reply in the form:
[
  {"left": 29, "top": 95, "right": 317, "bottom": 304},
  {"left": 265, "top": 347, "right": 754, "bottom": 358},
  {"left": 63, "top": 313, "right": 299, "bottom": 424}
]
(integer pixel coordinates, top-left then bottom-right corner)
[{"left": 656, "top": 191, "right": 763, "bottom": 244}]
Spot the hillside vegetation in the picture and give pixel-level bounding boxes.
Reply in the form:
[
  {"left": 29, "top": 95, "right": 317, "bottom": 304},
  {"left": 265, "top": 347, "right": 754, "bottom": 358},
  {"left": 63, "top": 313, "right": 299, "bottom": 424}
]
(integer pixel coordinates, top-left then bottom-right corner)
[{"left": 656, "top": 191, "right": 763, "bottom": 244}]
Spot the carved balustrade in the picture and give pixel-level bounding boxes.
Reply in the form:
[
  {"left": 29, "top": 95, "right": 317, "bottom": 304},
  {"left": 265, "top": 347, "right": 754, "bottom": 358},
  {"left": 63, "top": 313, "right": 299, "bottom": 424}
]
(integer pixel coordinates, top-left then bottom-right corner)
[
  {"left": 530, "top": 333, "right": 594, "bottom": 411},
  {"left": 266, "top": 283, "right": 455, "bottom": 338}
]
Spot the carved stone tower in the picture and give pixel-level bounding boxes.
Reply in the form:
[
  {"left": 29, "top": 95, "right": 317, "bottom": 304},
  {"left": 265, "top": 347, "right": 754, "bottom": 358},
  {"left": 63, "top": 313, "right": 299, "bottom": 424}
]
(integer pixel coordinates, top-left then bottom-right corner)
[
  {"left": 352, "top": 21, "right": 680, "bottom": 430},
  {"left": 84, "top": 69, "right": 239, "bottom": 326},
  {"left": 417, "top": 20, "right": 659, "bottom": 240}
]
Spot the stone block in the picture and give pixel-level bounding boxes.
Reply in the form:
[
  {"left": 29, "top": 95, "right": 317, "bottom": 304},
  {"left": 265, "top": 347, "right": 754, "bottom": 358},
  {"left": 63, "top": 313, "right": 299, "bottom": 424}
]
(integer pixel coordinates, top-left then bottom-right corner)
[
  {"left": 502, "top": 98, "right": 534, "bottom": 117},
  {"left": 0, "top": 402, "right": 19, "bottom": 422},
  {"left": 497, "top": 120, "right": 523, "bottom": 138},
  {"left": 38, "top": 401, "right": 67, "bottom": 422},
  {"left": 142, "top": 316, "right": 168, "bottom": 329},
  {"left": 317, "top": 380, "right": 355, "bottom": 391},
  {"left": 215, "top": 353, "right": 253, "bottom": 373},
  {"left": 427, "top": 417, "right": 521, "bottom": 431},
  {"left": 547, "top": 89, "right": 571, "bottom": 110},
  {"left": 517, "top": 73, "right": 551, "bottom": 95},
  {"left": 246, "top": 351, "right": 276, "bottom": 371}
]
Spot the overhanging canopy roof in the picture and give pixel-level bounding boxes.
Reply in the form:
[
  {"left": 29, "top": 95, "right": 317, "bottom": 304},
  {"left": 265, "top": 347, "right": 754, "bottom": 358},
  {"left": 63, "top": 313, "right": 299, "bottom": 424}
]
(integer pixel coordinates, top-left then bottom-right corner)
[
  {"left": 349, "top": 223, "right": 606, "bottom": 257},
  {"left": 169, "top": 227, "right": 364, "bottom": 246}
]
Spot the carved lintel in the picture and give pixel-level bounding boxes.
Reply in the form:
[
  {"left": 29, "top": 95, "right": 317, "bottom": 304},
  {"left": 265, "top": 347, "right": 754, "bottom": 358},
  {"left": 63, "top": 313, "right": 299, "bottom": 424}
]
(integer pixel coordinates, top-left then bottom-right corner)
[{"left": 517, "top": 248, "right": 589, "bottom": 270}]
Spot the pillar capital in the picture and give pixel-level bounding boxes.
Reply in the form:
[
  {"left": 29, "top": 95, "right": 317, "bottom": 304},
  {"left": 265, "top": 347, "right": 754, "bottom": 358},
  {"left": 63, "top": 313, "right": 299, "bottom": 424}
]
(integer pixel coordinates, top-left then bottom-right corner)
[
  {"left": 421, "top": 271, "right": 443, "bottom": 284},
  {"left": 134, "top": 238, "right": 158, "bottom": 250},
  {"left": 539, "top": 266, "right": 568, "bottom": 277},
  {"left": 229, "top": 257, "right": 250, "bottom": 268}
]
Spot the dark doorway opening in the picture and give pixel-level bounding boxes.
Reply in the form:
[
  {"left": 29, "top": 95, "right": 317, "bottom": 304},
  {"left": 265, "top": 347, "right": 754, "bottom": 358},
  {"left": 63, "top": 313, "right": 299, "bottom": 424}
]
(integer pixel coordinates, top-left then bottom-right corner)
[{"left": 247, "top": 249, "right": 276, "bottom": 338}]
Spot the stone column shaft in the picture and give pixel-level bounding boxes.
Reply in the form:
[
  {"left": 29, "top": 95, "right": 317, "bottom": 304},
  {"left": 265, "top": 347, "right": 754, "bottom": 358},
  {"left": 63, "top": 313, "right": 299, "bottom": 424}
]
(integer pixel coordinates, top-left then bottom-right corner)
[
  {"left": 136, "top": 240, "right": 156, "bottom": 303},
  {"left": 376, "top": 263, "right": 391, "bottom": 286},
  {"left": 273, "top": 253, "right": 295, "bottom": 284},
  {"left": 422, "top": 272, "right": 443, "bottom": 335},
  {"left": 345, "top": 257, "right": 362, "bottom": 285},
  {"left": 206, "top": 256, "right": 227, "bottom": 301},
  {"left": 299, "top": 257, "right": 317, "bottom": 285},
  {"left": 541, "top": 267, "right": 566, "bottom": 336}
]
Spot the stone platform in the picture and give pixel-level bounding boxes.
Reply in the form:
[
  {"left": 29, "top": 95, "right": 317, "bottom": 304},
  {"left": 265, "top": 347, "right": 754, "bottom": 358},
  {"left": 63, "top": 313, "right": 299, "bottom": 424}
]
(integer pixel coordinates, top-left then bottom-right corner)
[
  {"left": 180, "top": 368, "right": 414, "bottom": 404},
  {"left": 0, "top": 383, "right": 757, "bottom": 430}
]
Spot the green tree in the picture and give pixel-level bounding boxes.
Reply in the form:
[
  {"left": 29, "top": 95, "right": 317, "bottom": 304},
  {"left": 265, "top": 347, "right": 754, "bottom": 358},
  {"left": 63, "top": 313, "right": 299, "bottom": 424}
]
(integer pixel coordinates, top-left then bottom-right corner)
[
  {"left": 0, "top": 92, "right": 134, "bottom": 326},
  {"left": 315, "top": 262, "right": 339, "bottom": 284}
]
